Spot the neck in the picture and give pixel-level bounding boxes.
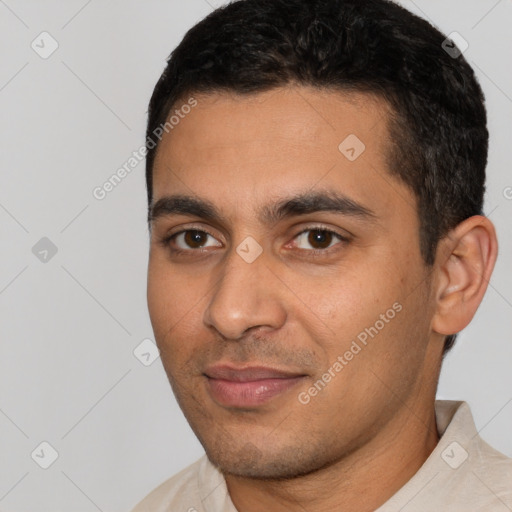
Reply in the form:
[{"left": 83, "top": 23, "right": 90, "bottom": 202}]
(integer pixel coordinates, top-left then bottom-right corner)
[{"left": 224, "top": 398, "right": 440, "bottom": 512}]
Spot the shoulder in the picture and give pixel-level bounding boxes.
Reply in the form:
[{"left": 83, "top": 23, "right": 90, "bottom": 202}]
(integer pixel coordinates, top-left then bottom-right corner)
[
  {"left": 469, "top": 435, "right": 512, "bottom": 504},
  {"left": 378, "top": 401, "right": 512, "bottom": 512},
  {"left": 130, "top": 455, "right": 208, "bottom": 512},
  {"left": 437, "top": 400, "right": 512, "bottom": 509}
]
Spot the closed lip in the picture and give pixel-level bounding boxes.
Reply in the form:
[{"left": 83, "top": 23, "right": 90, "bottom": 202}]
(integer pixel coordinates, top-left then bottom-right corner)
[{"left": 204, "top": 364, "right": 306, "bottom": 382}]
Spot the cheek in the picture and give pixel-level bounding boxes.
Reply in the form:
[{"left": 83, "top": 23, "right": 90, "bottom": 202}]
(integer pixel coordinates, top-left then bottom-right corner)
[
  {"left": 147, "top": 260, "right": 208, "bottom": 364},
  {"left": 147, "top": 261, "right": 189, "bottom": 346},
  {"left": 301, "top": 264, "right": 424, "bottom": 376},
  {"left": 301, "top": 271, "right": 391, "bottom": 337},
  {"left": 146, "top": 262, "right": 169, "bottom": 334}
]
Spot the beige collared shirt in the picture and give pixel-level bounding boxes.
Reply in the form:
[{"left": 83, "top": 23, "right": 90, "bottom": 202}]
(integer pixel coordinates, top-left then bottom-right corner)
[{"left": 131, "top": 400, "right": 512, "bottom": 511}]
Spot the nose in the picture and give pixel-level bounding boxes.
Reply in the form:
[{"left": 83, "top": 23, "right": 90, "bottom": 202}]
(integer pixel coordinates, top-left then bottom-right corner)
[{"left": 203, "top": 242, "right": 287, "bottom": 341}]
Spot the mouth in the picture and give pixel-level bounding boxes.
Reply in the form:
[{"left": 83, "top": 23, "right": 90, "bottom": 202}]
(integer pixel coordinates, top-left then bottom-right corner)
[{"left": 203, "top": 364, "right": 307, "bottom": 408}]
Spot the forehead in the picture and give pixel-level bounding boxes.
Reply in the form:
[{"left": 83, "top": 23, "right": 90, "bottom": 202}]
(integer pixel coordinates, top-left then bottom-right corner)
[{"left": 151, "top": 86, "right": 413, "bottom": 222}]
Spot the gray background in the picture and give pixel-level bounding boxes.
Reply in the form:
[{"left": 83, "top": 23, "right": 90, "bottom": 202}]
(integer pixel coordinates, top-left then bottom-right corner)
[{"left": 0, "top": 0, "right": 510, "bottom": 510}]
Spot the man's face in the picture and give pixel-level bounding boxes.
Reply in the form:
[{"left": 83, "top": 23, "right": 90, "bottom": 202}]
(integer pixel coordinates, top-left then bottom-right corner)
[{"left": 147, "top": 86, "right": 438, "bottom": 479}]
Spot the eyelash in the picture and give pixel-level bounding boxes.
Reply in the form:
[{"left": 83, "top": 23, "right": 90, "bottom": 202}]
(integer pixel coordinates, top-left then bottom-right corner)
[{"left": 158, "top": 225, "right": 350, "bottom": 258}]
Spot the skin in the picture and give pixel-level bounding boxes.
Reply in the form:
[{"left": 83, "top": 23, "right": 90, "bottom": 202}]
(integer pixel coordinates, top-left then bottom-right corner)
[{"left": 146, "top": 85, "right": 497, "bottom": 511}]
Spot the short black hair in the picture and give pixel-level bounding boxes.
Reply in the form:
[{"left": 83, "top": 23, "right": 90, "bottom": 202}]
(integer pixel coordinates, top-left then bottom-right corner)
[{"left": 145, "top": 0, "right": 488, "bottom": 354}]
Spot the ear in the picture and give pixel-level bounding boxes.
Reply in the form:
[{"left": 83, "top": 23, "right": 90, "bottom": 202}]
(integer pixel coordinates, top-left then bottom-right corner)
[{"left": 431, "top": 215, "right": 498, "bottom": 336}]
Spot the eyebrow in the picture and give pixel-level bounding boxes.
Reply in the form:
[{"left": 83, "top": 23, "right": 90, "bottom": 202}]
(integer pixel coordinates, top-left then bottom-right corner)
[{"left": 148, "top": 190, "right": 377, "bottom": 227}]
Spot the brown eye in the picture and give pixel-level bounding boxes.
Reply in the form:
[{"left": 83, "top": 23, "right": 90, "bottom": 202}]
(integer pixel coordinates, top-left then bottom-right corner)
[
  {"left": 183, "top": 230, "right": 209, "bottom": 249},
  {"left": 293, "top": 228, "right": 346, "bottom": 252},
  {"left": 166, "top": 229, "right": 222, "bottom": 252},
  {"left": 308, "top": 230, "right": 335, "bottom": 249}
]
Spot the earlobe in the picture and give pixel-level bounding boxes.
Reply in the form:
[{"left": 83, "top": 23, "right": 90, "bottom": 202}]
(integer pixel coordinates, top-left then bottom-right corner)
[{"left": 431, "top": 215, "right": 498, "bottom": 336}]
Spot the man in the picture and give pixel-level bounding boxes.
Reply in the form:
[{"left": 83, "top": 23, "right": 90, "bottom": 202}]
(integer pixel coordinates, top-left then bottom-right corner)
[{"left": 132, "top": 0, "right": 511, "bottom": 510}]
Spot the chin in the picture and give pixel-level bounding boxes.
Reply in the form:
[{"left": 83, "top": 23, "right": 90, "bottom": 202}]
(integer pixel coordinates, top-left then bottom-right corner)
[{"left": 203, "top": 440, "right": 333, "bottom": 481}]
